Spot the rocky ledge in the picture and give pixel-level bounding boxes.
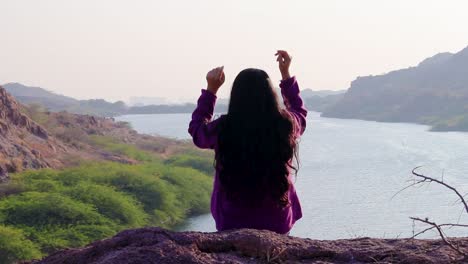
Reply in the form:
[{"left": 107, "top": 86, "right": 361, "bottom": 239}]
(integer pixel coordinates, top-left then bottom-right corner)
[{"left": 32, "top": 227, "right": 468, "bottom": 264}]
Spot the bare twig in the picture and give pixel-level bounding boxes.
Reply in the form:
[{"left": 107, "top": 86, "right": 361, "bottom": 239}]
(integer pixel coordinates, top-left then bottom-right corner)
[
  {"left": 398, "top": 167, "right": 468, "bottom": 258},
  {"left": 411, "top": 167, "right": 468, "bottom": 214},
  {"left": 411, "top": 217, "right": 467, "bottom": 257},
  {"left": 411, "top": 223, "right": 468, "bottom": 238},
  {"left": 391, "top": 181, "right": 420, "bottom": 200}
]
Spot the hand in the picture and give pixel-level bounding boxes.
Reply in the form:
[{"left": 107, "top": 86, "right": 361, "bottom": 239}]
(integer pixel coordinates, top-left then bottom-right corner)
[
  {"left": 275, "top": 50, "right": 292, "bottom": 80},
  {"left": 206, "top": 66, "right": 225, "bottom": 95}
]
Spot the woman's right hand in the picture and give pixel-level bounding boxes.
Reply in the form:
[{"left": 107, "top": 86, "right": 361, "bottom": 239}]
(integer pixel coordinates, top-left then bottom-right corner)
[
  {"left": 275, "top": 50, "right": 292, "bottom": 80},
  {"left": 206, "top": 66, "right": 225, "bottom": 95}
]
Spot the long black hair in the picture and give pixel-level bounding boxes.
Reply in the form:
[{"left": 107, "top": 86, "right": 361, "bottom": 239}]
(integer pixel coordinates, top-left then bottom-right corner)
[{"left": 215, "top": 68, "right": 299, "bottom": 207}]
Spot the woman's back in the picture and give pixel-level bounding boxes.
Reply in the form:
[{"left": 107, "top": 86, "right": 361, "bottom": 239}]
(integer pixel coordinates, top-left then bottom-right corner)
[{"left": 188, "top": 51, "right": 307, "bottom": 234}]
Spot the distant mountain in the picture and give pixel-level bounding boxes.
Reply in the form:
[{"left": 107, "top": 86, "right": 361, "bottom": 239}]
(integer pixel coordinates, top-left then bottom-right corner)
[
  {"left": 322, "top": 46, "right": 468, "bottom": 131},
  {"left": 299, "top": 89, "right": 346, "bottom": 113},
  {"left": 303, "top": 93, "right": 345, "bottom": 113},
  {"left": 2, "top": 83, "right": 75, "bottom": 101},
  {"left": 2, "top": 83, "right": 227, "bottom": 116},
  {"left": 3, "top": 83, "right": 128, "bottom": 116},
  {"left": 3, "top": 83, "right": 79, "bottom": 110},
  {"left": 301, "top": 89, "right": 345, "bottom": 98},
  {"left": 128, "top": 96, "right": 168, "bottom": 106}
]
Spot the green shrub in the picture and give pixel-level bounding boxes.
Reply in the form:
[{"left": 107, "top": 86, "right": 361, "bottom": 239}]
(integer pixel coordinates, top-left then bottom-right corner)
[
  {"left": 86, "top": 165, "right": 183, "bottom": 226},
  {"left": 28, "top": 179, "right": 61, "bottom": 193},
  {"left": 160, "top": 166, "right": 212, "bottom": 215},
  {"left": 0, "top": 158, "right": 213, "bottom": 262},
  {"left": 63, "top": 183, "right": 148, "bottom": 227},
  {"left": 0, "top": 192, "right": 110, "bottom": 227},
  {"left": 28, "top": 225, "right": 117, "bottom": 253},
  {"left": 164, "top": 154, "right": 214, "bottom": 175},
  {"left": 0, "top": 225, "right": 42, "bottom": 263}
]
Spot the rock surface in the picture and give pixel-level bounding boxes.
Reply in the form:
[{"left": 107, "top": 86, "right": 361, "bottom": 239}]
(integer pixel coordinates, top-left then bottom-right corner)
[
  {"left": 0, "top": 86, "right": 63, "bottom": 179},
  {"left": 32, "top": 227, "right": 468, "bottom": 264}
]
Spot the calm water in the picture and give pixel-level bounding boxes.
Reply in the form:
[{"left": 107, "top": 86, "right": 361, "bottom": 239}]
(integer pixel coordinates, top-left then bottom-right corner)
[{"left": 116, "top": 112, "right": 468, "bottom": 239}]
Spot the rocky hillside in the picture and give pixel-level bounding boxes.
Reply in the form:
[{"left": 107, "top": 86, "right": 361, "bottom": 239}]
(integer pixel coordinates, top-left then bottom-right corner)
[
  {"left": 322, "top": 46, "right": 468, "bottom": 131},
  {"left": 0, "top": 87, "right": 66, "bottom": 180},
  {"left": 31, "top": 227, "right": 468, "bottom": 264},
  {"left": 0, "top": 86, "right": 189, "bottom": 180}
]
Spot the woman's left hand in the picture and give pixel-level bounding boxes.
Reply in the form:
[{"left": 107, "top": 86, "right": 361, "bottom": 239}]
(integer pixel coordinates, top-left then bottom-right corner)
[
  {"left": 206, "top": 66, "right": 225, "bottom": 95},
  {"left": 275, "top": 50, "right": 292, "bottom": 80}
]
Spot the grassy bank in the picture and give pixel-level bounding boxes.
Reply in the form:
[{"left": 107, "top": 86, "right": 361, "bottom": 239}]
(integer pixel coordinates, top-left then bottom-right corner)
[{"left": 0, "top": 154, "right": 213, "bottom": 262}]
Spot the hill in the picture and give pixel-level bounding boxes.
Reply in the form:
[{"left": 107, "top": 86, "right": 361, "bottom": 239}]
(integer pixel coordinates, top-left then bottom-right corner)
[
  {"left": 301, "top": 88, "right": 345, "bottom": 98},
  {"left": 3, "top": 83, "right": 227, "bottom": 116},
  {"left": 303, "top": 93, "right": 345, "bottom": 113},
  {"left": 3, "top": 83, "right": 128, "bottom": 116},
  {"left": 322, "top": 46, "right": 468, "bottom": 131},
  {"left": 0, "top": 84, "right": 205, "bottom": 177},
  {"left": 2, "top": 83, "right": 78, "bottom": 109},
  {"left": 0, "top": 86, "right": 66, "bottom": 180}
]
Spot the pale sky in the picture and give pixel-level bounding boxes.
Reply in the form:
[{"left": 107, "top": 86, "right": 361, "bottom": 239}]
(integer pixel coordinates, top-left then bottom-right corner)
[{"left": 1, "top": 0, "right": 468, "bottom": 102}]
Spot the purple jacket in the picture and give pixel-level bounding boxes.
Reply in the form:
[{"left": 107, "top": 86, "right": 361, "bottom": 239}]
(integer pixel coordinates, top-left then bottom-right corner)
[{"left": 188, "top": 76, "right": 307, "bottom": 234}]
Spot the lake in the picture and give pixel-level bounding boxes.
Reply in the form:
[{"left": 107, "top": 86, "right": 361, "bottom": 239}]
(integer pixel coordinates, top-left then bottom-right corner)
[{"left": 116, "top": 112, "right": 468, "bottom": 239}]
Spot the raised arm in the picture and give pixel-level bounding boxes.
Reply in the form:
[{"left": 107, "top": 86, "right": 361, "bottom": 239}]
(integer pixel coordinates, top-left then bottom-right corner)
[
  {"left": 275, "top": 50, "right": 308, "bottom": 136},
  {"left": 280, "top": 76, "right": 307, "bottom": 136},
  {"left": 188, "top": 66, "right": 225, "bottom": 149}
]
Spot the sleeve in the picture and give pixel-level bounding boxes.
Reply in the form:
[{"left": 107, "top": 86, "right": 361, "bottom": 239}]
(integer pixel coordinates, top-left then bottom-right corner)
[
  {"left": 279, "top": 76, "right": 308, "bottom": 136},
  {"left": 188, "top": 89, "right": 222, "bottom": 149}
]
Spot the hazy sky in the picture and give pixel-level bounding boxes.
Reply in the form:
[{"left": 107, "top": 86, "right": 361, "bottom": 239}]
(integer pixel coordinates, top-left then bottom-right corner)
[{"left": 1, "top": 0, "right": 468, "bottom": 102}]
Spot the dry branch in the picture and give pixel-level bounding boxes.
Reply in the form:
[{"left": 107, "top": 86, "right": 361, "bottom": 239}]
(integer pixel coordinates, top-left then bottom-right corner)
[
  {"left": 411, "top": 167, "right": 468, "bottom": 214},
  {"left": 410, "top": 217, "right": 466, "bottom": 257},
  {"left": 400, "top": 167, "right": 468, "bottom": 258}
]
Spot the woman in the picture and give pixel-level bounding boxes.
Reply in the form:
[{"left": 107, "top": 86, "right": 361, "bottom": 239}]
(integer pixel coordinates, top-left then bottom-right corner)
[{"left": 188, "top": 50, "right": 307, "bottom": 234}]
